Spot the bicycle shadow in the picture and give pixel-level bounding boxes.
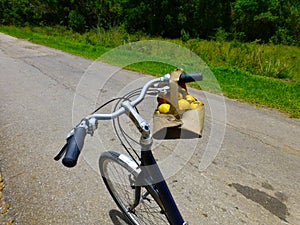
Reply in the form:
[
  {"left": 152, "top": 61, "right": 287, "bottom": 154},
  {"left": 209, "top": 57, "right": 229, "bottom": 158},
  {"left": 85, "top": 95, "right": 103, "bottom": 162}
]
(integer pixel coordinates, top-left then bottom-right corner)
[{"left": 109, "top": 209, "right": 132, "bottom": 225}]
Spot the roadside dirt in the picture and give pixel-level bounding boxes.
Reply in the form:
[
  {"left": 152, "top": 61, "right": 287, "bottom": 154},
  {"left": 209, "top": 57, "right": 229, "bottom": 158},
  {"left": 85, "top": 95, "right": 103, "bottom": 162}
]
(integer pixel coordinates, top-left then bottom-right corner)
[{"left": 0, "top": 172, "right": 14, "bottom": 225}]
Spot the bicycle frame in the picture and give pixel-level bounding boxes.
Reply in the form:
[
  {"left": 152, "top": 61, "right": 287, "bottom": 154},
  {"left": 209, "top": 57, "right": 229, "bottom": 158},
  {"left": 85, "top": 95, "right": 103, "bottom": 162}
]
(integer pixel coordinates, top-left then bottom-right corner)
[
  {"left": 56, "top": 72, "right": 204, "bottom": 224},
  {"left": 83, "top": 75, "right": 188, "bottom": 225},
  {"left": 139, "top": 145, "right": 187, "bottom": 225},
  {"left": 120, "top": 99, "right": 187, "bottom": 225}
]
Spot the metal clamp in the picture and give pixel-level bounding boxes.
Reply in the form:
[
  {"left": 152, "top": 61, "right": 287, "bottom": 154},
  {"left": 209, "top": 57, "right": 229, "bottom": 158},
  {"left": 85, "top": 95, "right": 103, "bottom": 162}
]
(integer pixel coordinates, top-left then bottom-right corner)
[{"left": 86, "top": 117, "right": 98, "bottom": 136}]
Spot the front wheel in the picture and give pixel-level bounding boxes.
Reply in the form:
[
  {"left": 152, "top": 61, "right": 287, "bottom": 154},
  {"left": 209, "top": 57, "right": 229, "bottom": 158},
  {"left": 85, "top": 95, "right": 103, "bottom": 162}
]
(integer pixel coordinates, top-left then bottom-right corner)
[{"left": 99, "top": 151, "right": 170, "bottom": 225}]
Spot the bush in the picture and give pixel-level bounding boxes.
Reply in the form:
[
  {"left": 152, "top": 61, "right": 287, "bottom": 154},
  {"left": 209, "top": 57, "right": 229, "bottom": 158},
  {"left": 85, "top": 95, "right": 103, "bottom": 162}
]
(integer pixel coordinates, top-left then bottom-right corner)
[
  {"left": 271, "top": 28, "right": 297, "bottom": 46},
  {"left": 68, "top": 10, "right": 86, "bottom": 33},
  {"left": 215, "top": 27, "right": 229, "bottom": 42}
]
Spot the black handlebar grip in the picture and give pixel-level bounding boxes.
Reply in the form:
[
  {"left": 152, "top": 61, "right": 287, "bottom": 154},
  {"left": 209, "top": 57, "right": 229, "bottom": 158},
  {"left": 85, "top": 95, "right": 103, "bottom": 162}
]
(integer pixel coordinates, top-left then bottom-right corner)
[
  {"left": 62, "top": 127, "right": 86, "bottom": 167},
  {"left": 179, "top": 73, "right": 203, "bottom": 83}
]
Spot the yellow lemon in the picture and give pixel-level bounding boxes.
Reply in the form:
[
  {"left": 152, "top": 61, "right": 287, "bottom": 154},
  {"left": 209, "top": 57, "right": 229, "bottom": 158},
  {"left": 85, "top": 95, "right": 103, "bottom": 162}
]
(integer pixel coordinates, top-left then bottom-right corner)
[
  {"left": 158, "top": 103, "right": 171, "bottom": 114},
  {"left": 190, "top": 100, "right": 204, "bottom": 109},
  {"left": 185, "top": 94, "right": 196, "bottom": 103},
  {"left": 178, "top": 99, "right": 190, "bottom": 110}
]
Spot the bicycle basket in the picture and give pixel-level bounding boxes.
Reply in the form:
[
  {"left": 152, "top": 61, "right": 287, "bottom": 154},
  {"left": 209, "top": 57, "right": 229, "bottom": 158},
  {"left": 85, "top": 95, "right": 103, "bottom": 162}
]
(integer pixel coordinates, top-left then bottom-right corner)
[{"left": 153, "top": 68, "right": 204, "bottom": 139}]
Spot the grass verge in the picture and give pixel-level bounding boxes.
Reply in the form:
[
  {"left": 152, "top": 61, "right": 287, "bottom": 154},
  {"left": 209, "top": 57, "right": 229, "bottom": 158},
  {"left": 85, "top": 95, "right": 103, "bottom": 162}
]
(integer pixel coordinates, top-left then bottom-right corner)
[
  {"left": 212, "top": 67, "right": 299, "bottom": 118},
  {"left": 0, "top": 25, "right": 299, "bottom": 118}
]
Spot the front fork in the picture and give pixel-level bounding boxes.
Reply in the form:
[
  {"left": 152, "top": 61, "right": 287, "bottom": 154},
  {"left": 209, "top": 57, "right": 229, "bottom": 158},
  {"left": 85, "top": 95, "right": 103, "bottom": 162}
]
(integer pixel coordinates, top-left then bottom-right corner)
[{"left": 129, "top": 148, "right": 189, "bottom": 225}]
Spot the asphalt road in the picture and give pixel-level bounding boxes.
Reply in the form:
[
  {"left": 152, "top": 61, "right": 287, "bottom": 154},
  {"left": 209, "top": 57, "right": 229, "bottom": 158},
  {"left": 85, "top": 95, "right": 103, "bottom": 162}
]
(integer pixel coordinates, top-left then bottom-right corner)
[{"left": 0, "top": 33, "right": 299, "bottom": 225}]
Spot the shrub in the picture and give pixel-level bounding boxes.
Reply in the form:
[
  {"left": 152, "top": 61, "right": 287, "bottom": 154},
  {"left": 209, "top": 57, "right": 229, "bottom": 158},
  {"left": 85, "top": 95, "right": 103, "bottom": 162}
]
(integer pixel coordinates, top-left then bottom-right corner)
[{"left": 68, "top": 10, "right": 86, "bottom": 33}]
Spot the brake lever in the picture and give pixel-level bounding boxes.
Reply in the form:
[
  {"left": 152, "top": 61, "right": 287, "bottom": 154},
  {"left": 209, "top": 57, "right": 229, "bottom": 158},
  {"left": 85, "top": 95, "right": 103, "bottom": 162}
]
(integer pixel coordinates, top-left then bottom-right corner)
[
  {"left": 53, "top": 126, "right": 75, "bottom": 161},
  {"left": 54, "top": 141, "right": 68, "bottom": 161},
  {"left": 54, "top": 117, "right": 98, "bottom": 161}
]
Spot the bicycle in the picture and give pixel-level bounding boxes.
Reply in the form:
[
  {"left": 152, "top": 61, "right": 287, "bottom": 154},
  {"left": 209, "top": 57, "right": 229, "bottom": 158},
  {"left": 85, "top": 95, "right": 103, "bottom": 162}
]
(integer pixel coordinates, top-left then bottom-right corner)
[{"left": 54, "top": 70, "right": 203, "bottom": 225}]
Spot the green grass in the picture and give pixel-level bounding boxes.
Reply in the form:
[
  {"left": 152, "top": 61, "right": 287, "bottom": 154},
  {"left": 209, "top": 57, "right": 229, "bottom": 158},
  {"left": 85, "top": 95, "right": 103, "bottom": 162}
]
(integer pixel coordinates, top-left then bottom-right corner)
[
  {"left": 0, "top": 26, "right": 109, "bottom": 58},
  {"left": 212, "top": 67, "right": 300, "bottom": 118},
  {"left": 0, "top": 25, "right": 299, "bottom": 117}
]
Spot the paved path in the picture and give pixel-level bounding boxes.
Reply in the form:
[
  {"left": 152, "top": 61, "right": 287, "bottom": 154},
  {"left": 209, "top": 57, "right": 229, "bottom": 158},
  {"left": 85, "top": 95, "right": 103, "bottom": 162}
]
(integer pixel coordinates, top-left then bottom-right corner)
[{"left": 0, "top": 33, "right": 299, "bottom": 225}]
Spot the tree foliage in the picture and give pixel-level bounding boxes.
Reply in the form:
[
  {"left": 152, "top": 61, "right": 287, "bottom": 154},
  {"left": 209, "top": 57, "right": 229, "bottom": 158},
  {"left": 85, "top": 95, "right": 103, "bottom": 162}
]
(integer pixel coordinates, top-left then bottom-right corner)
[{"left": 0, "top": 0, "right": 299, "bottom": 45}]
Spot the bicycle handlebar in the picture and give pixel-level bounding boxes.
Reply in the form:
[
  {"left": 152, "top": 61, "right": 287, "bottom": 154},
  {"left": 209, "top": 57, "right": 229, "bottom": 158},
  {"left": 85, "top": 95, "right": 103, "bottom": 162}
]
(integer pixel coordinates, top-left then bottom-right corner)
[
  {"left": 88, "top": 76, "right": 164, "bottom": 121},
  {"left": 87, "top": 72, "right": 202, "bottom": 121},
  {"left": 55, "top": 72, "right": 202, "bottom": 167}
]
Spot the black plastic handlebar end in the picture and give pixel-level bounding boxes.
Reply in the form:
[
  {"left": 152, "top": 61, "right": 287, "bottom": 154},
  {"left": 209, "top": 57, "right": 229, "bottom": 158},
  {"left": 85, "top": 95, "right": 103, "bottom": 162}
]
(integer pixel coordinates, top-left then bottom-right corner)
[
  {"left": 179, "top": 73, "right": 203, "bottom": 83},
  {"left": 62, "top": 127, "right": 86, "bottom": 168},
  {"left": 62, "top": 157, "right": 78, "bottom": 168},
  {"left": 62, "top": 135, "right": 81, "bottom": 168}
]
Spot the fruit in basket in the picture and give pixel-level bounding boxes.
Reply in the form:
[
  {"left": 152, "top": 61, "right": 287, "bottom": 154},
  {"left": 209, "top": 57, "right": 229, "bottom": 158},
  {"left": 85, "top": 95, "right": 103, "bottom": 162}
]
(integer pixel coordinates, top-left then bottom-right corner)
[
  {"left": 190, "top": 100, "right": 204, "bottom": 109},
  {"left": 178, "top": 99, "right": 190, "bottom": 110},
  {"left": 185, "top": 94, "right": 196, "bottom": 103},
  {"left": 158, "top": 103, "right": 171, "bottom": 114}
]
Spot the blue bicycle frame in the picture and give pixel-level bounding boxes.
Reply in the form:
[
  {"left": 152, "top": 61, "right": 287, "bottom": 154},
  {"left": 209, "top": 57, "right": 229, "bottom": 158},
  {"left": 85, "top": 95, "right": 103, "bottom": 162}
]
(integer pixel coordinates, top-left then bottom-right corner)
[
  {"left": 122, "top": 100, "right": 187, "bottom": 225},
  {"left": 141, "top": 146, "right": 186, "bottom": 225}
]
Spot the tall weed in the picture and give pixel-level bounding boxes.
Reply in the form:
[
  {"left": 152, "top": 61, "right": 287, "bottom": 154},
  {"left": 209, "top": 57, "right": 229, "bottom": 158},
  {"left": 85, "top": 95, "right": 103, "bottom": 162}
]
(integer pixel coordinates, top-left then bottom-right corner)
[{"left": 185, "top": 39, "right": 299, "bottom": 81}]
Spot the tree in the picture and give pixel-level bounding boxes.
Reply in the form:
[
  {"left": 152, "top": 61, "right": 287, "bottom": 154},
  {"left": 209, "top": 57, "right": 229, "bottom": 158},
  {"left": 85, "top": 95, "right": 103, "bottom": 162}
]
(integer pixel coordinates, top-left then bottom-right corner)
[
  {"left": 0, "top": 0, "right": 298, "bottom": 45},
  {"left": 232, "top": 0, "right": 299, "bottom": 44}
]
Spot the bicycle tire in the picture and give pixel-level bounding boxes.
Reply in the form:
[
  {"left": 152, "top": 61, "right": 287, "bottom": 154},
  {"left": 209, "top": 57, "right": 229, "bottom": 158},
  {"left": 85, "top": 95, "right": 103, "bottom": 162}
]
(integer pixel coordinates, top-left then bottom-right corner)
[{"left": 99, "top": 151, "right": 170, "bottom": 225}]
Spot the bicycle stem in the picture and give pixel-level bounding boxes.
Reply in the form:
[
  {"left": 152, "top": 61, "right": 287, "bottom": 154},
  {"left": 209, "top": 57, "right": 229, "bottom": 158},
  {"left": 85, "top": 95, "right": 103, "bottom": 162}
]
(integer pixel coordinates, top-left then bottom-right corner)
[{"left": 121, "top": 100, "right": 151, "bottom": 138}]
